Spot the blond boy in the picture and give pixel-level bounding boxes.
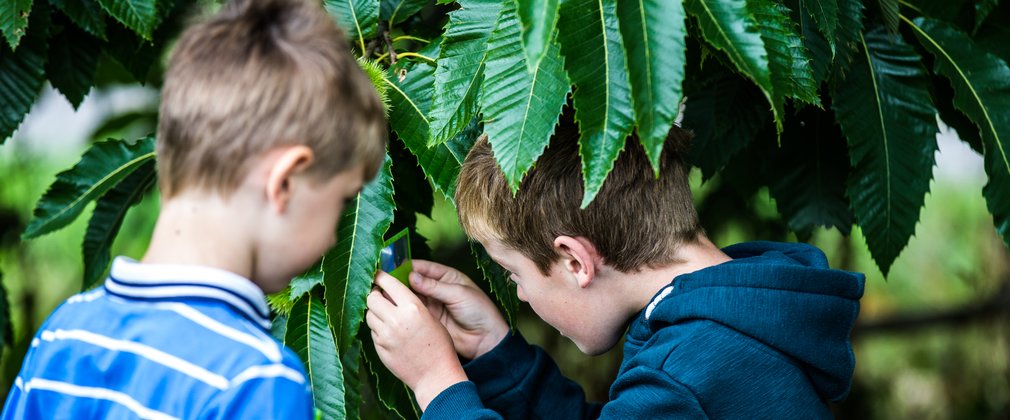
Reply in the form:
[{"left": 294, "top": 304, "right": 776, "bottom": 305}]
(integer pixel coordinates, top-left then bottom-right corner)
[
  {"left": 2, "top": 0, "right": 384, "bottom": 418},
  {"left": 367, "top": 119, "right": 865, "bottom": 418}
]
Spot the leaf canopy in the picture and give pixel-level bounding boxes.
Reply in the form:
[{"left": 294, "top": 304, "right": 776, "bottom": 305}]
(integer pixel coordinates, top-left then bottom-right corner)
[
  {"left": 23, "top": 137, "right": 156, "bottom": 239},
  {"left": 286, "top": 295, "right": 346, "bottom": 420},
  {"left": 428, "top": 0, "right": 501, "bottom": 147},
  {"left": 0, "top": 0, "right": 32, "bottom": 50},
  {"left": 96, "top": 0, "right": 158, "bottom": 40},
  {"left": 323, "top": 155, "right": 395, "bottom": 354},
  {"left": 517, "top": 0, "right": 560, "bottom": 71},
  {"left": 0, "top": 8, "right": 46, "bottom": 143},
  {"left": 483, "top": 0, "right": 569, "bottom": 194},
  {"left": 558, "top": 0, "right": 634, "bottom": 207},
  {"left": 832, "top": 26, "right": 938, "bottom": 275},
  {"left": 907, "top": 16, "right": 1010, "bottom": 248},
  {"left": 82, "top": 159, "right": 156, "bottom": 290},
  {"left": 325, "top": 0, "right": 379, "bottom": 52},
  {"left": 617, "top": 0, "right": 687, "bottom": 174},
  {"left": 46, "top": 23, "right": 100, "bottom": 109}
]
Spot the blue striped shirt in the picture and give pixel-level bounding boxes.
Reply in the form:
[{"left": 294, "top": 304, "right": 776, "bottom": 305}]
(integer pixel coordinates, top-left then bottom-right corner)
[{"left": 2, "top": 257, "right": 313, "bottom": 419}]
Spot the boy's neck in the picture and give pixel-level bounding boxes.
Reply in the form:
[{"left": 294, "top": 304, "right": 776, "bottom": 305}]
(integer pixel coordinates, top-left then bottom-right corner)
[
  {"left": 608, "top": 235, "right": 732, "bottom": 316},
  {"left": 141, "top": 191, "right": 258, "bottom": 281}
]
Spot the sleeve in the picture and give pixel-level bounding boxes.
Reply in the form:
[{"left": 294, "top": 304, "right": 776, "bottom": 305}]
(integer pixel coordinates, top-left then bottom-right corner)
[
  {"left": 199, "top": 374, "right": 314, "bottom": 419},
  {"left": 423, "top": 331, "right": 603, "bottom": 420},
  {"left": 597, "top": 366, "right": 708, "bottom": 419}
]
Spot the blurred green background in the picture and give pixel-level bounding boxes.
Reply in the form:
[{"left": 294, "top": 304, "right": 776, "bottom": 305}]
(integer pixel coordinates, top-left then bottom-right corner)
[{"left": 1, "top": 86, "right": 1008, "bottom": 419}]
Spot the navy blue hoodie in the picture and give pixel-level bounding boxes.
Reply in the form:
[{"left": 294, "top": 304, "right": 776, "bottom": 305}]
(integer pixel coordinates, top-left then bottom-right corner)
[{"left": 424, "top": 241, "right": 866, "bottom": 419}]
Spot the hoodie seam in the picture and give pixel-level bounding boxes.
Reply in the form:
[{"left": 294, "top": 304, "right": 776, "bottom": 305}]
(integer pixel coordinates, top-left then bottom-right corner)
[{"left": 672, "top": 284, "right": 860, "bottom": 300}]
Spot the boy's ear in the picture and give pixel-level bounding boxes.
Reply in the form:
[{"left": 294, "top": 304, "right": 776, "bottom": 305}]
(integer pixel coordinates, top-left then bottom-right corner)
[
  {"left": 265, "top": 145, "right": 315, "bottom": 214},
  {"left": 553, "top": 236, "right": 601, "bottom": 289}
]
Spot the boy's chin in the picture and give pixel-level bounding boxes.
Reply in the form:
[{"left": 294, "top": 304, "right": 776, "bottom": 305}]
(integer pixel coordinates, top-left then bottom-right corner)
[{"left": 570, "top": 334, "right": 621, "bottom": 356}]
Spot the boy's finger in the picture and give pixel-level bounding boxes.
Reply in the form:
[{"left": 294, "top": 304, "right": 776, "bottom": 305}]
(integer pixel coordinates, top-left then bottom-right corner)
[
  {"left": 364, "top": 307, "right": 382, "bottom": 330},
  {"left": 410, "top": 273, "right": 466, "bottom": 303},
  {"left": 411, "top": 260, "right": 452, "bottom": 281},
  {"left": 366, "top": 288, "right": 395, "bottom": 317},
  {"left": 374, "top": 271, "right": 418, "bottom": 306}
]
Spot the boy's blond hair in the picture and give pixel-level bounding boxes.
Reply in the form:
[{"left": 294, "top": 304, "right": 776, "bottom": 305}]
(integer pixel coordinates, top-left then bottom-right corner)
[
  {"left": 456, "top": 115, "right": 703, "bottom": 274},
  {"left": 157, "top": 0, "right": 385, "bottom": 198}
]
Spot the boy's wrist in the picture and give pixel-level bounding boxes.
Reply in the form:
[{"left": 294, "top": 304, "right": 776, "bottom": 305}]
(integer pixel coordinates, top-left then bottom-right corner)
[
  {"left": 412, "top": 363, "right": 468, "bottom": 412},
  {"left": 474, "top": 324, "right": 510, "bottom": 360}
]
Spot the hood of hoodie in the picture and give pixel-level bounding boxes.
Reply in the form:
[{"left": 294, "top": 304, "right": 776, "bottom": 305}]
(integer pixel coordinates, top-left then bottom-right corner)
[{"left": 631, "top": 241, "right": 865, "bottom": 402}]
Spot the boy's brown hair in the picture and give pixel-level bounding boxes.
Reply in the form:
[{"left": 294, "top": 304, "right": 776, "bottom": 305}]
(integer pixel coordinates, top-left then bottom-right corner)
[
  {"left": 456, "top": 115, "right": 703, "bottom": 274},
  {"left": 157, "top": 0, "right": 386, "bottom": 198}
]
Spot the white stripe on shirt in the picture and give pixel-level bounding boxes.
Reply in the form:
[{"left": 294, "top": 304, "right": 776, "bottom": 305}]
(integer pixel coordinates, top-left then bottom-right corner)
[
  {"left": 151, "top": 301, "right": 282, "bottom": 362},
  {"left": 19, "top": 378, "right": 180, "bottom": 420},
  {"left": 230, "top": 364, "right": 306, "bottom": 388},
  {"left": 40, "top": 329, "right": 230, "bottom": 390}
]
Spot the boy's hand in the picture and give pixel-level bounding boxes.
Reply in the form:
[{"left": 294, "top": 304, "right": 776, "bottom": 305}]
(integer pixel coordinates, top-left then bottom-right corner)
[
  {"left": 409, "top": 260, "right": 509, "bottom": 360},
  {"left": 366, "top": 272, "right": 466, "bottom": 411}
]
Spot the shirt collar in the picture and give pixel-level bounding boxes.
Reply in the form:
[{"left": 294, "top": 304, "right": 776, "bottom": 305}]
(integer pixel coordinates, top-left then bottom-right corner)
[{"left": 105, "top": 257, "right": 272, "bottom": 330}]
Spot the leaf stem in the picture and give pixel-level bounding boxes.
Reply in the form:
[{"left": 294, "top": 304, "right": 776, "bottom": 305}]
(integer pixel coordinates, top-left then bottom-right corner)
[
  {"left": 897, "top": 0, "right": 922, "bottom": 14},
  {"left": 394, "top": 52, "right": 436, "bottom": 64},
  {"left": 391, "top": 35, "right": 430, "bottom": 44}
]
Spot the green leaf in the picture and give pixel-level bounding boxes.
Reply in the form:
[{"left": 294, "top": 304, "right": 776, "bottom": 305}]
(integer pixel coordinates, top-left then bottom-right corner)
[
  {"left": 0, "top": 0, "right": 31, "bottom": 50},
  {"left": 975, "top": 0, "right": 1000, "bottom": 32},
  {"left": 290, "top": 263, "right": 324, "bottom": 300},
  {"left": 270, "top": 314, "right": 287, "bottom": 342},
  {"left": 832, "top": 0, "right": 864, "bottom": 74},
  {"left": 974, "top": 17, "right": 1010, "bottom": 65},
  {"left": 341, "top": 339, "right": 364, "bottom": 420},
  {"left": 360, "top": 326, "right": 419, "bottom": 419},
  {"left": 470, "top": 242, "right": 518, "bottom": 327},
  {"left": 685, "top": 0, "right": 773, "bottom": 117},
  {"left": 49, "top": 0, "right": 107, "bottom": 39},
  {"left": 931, "top": 73, "right": 982, "bottom": 154},
  {"left": 323, "top": 155, "right": 395, "bottom": 355},
  {"left": 97, "top": 0, "right": 158, "bottom": 40},
  {"left": 82, "top": 159, "right": 155, "bottom": 290},
  {"left": 683, "top": 65, "right": 769, "bottom": 180},
  {"left": 103, "top": 21, "right": 158, "bottom": 82},
  {"left": 768, "top": 105, "right": 853, "bottom": 236},
  {"left": 907, "top": 16, "right": 1010, "bottom": 248},
  {"left": 325, "top": 0, "right": 380, "bottom": 53},
  {"left": 285, "top": 295, "right": 346, "bottom": 420},
  {"left": 380, "top": 0, "right": 427, "bottom": 25},
  {"left": 23, "top": 137, "right": 156, "bottom": 239},
  {"left": 804, "top": 0, "right": 838, "bottom": 54},
  {"left": 878, "top": 0, "right": 899, "bottom": 33},
  {"left": 517, "top": 0, "right": 560, "bottom": 71},
  {"left": 0, "top": 13, "right": 46, "bottom": 144},
  {"left": 617, "top": 0, "right": 687, "bottom": 175},
  {"left": 558, "top": 0, "right": 633, "bottom": 207},
  {"left": 46, "top": 24, "right": 101, "bottom": 109},
  {"left": 831, "top": 26, "right": 938, "bottom": 276},
  {"left": 386, "top": 59, "right": 472, "bottom": 200},
  {"left": 483, "top": 1, "right": 569, "bottom": 194},
  {"left": 788, "top": 0, "right": 832, "bottom": 85},
  {"left": 751, "top": 0, "right": 820, "bottom": 122},
  {"left": 428, "top": 0, "right": 501, "bottom": 147}
]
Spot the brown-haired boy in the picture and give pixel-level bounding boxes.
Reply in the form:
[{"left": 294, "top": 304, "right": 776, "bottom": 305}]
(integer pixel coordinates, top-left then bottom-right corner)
[
  {"left": 366, "top": 119, "right": 865, "bottom": 418},
  {"left": 2, "top": 0, "right": 384, "bottom": 418}
]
